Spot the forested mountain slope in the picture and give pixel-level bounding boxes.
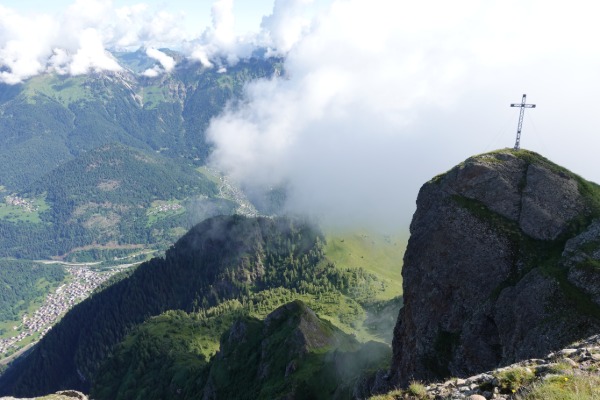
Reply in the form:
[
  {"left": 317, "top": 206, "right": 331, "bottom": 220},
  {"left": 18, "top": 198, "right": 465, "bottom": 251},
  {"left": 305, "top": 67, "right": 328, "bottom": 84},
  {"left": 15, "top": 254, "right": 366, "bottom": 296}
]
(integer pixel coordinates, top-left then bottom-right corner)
[
  {"left": 0, "top": 55, "right": 280, "bottom": 191},
  {"left": 0, "top": 144, "right": 233, "bottom": 259},
  {"left": 0, "top": 52, "right": 281, "bottom": 261},
  {"left": 93, "top": 300, "right": 390, "bottom": 400},
  {"left": 0, "top": 215, "right": 380, "bottom": 396}
]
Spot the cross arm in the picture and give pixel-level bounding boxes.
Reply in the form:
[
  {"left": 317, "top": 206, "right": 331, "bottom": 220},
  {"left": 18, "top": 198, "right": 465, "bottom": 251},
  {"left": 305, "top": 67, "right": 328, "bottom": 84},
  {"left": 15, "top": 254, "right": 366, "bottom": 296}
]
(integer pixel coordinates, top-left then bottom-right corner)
[{"left": 510, "top": 104, "right": 536, "bottom": 108}]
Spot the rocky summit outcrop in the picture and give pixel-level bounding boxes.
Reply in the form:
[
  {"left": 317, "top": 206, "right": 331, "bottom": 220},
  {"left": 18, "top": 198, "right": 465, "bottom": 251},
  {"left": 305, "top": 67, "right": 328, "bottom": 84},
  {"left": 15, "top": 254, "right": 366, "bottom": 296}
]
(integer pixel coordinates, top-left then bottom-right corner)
[{"left": 391, "top": 149, "right": 600, "bottom": 386}]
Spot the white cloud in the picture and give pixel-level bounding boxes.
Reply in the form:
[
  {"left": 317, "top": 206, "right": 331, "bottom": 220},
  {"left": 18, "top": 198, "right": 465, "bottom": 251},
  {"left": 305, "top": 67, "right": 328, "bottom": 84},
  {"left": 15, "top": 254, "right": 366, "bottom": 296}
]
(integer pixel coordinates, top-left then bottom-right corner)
[
  {"left": 206, "top": 0, "right": 600, "bottom": 231},
  {"left": 259, "top": 0, "right": 314, "bottom": 55},
  {"left": 211, "top": 0, "right": 236, "bottom": 46},
  {"left": 189, "top": 46, "right": 215, "bottom": 68},
  {"left": 0, "top": 5, "right": 58, "bottom": 83},
  {"left": 69, "top": 28, "right": 122, "bottom": 75},
  {"left": 186, "top": 0, "right": 256, "bottom": 68},
  {"left": 0, "top": 0, "right": 190, "bottom": 83},
  {"left": 207, "top": 0, "right": 474, "bottom": 229},
  {"left": 142, "top": 47, "right": 176, "bottom": 77},
  {"left": 0, "top": 0, "right": 325, "bottom": 83},
  {"left": 142, "top": 67, "right": 160, "bottom": 77},
  {"left": 145, "top": 47, "right": 176, "bottom": 75}
]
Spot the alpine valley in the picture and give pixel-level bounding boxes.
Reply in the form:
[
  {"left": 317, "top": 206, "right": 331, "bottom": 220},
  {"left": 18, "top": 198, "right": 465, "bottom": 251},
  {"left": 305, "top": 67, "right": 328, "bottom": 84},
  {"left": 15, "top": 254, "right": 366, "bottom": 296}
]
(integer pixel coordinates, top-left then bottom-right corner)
[
  {"left": 3, "top": 49, "right": 600, "bottom": 400},
  {"left": 0, "top": 50, "right": 406, "bottom": 399}
]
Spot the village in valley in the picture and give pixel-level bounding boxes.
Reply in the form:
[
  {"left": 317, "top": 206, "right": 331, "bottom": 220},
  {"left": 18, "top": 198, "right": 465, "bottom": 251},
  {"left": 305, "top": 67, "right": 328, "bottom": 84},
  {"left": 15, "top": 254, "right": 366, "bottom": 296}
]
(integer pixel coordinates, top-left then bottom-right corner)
[
  {"left": 3, "top": 195, "right": 38, "bottom": 213},
  {"left": 0, "top": 264, "right": 133, "bottom": 360}
]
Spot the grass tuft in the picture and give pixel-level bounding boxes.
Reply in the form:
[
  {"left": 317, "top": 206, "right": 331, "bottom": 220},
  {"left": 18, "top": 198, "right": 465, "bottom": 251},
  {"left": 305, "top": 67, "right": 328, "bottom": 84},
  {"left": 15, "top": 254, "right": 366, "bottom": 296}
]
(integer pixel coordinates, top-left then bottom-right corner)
[
  {"left": 407, "top": 381, "right": 428, "bottom": 398},
  {"left": 516, "top": 374, "right": 600, "bottom": 400},
  {"left": 494, "top": 367, "right": 536, "bottom": 394},
  {"left": 368, "top": 389, "right": 403, "bottom": 400}
]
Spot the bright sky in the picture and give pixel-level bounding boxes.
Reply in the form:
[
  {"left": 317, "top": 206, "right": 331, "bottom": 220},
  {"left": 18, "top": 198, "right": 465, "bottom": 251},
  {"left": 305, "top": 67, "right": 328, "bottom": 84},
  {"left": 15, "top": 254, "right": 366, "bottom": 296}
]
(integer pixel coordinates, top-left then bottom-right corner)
[
  {"left": 6, "top": 0, "right": 275, "bottom": 36},
  {"left": 1, "top": 0, "right": 600, "bottom": 231}
]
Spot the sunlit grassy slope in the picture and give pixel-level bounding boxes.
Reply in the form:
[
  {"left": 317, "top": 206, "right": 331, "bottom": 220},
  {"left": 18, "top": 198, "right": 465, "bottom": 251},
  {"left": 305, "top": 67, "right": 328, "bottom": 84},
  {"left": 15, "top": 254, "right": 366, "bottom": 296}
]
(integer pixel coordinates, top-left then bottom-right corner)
[
  {"left": 324, "top": 231, "right": 408, "bottom": 300},
  {"left": 23, "top": 75, "right": 93, "bottom": 106}
]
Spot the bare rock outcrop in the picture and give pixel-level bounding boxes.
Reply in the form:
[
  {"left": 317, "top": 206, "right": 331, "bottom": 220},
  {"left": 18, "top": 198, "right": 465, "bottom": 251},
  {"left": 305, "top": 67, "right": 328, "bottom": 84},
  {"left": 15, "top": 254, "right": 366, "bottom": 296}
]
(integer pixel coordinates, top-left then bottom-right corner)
[{"left": 391, "top": 149, "right": 600, "bottom": 386}]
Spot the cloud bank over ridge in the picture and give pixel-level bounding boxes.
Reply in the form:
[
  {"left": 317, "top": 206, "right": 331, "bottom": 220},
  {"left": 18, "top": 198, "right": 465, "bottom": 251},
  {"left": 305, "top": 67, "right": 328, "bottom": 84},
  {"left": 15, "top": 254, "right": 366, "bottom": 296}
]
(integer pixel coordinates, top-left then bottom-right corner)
[
  {"left": 206, "top": 0, "right": 600, "bottom": 230},
  {"left": 0, "top": 1, "right": 187, "bottom": 83},
  {"left": 2, "top": 0, "right": 600, "bottom": 232},
  {"left": 0, "top": 0, "right": 316, "bottom": 83}
]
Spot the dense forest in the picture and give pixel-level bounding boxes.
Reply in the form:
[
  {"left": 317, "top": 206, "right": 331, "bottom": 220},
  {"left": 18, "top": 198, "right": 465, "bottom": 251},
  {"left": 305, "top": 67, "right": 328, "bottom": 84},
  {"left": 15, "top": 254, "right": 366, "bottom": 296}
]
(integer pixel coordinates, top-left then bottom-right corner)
[{"left": 0, "top": 215, "right": 396, "bottom": 397}]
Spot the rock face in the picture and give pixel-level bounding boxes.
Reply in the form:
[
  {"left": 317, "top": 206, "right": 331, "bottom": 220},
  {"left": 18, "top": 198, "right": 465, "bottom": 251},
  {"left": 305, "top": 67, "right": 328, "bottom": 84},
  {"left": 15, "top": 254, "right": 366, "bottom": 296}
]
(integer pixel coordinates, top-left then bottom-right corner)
[{"left": 391, "top": 150, "right": 600, "bottom": 386}]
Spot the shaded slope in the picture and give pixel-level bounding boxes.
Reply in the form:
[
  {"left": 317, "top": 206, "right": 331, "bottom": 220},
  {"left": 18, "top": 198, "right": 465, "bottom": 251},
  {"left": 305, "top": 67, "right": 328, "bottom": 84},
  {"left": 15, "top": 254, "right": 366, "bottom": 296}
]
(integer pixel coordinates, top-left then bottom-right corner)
[
  {"left": 0, "top": 216, "right": 323, "bottom": 396},
  {"left": 204, "top": 300, "right": 373, "bottom": 400},
  {"left": 92, "top": 301, "right": 390, "bottom": 400}
]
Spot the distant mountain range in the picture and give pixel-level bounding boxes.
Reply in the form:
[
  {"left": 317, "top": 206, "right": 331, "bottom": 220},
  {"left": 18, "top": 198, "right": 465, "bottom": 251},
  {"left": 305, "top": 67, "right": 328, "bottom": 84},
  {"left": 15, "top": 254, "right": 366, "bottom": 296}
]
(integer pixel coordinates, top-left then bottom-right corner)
[
  {"left": 0, "top": 50, "right": 407, "bottom": 400},
  {"left": 0, "top": 51, "right": 282, "bottom": 259},
  {"left": 0, "top": 50, "right": 281, "bottom": 190}
]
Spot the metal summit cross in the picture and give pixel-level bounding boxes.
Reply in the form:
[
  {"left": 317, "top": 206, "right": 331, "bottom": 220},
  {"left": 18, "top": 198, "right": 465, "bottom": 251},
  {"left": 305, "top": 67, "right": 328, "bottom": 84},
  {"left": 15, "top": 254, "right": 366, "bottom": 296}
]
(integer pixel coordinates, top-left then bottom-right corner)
[{"left": 510, "top": 94, "right": 536, "bottom": 150}]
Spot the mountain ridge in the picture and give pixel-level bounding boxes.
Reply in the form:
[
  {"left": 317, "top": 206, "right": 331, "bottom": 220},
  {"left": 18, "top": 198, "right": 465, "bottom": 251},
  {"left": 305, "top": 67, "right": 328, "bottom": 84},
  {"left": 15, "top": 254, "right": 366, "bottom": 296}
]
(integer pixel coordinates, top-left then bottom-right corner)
[
  {"left": 0, "top": 56, "right": 281, "bottom": 191},
  {"left": 1, "top": 214, "right": 383, "bottom": 396},
  {"left": 5, "top": 149, "right": 600, "bottom": 399}
]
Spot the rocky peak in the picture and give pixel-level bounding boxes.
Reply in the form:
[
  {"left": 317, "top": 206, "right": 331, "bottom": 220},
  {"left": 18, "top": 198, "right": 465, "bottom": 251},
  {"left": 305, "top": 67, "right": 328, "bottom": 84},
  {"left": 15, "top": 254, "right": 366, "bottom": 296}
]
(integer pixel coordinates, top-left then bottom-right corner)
[
  {"left": 431, "top": 151, "right": 586, "bottom": 240},
  {"left": 391, "top": 149, "right": 600, "bottom": 386}
]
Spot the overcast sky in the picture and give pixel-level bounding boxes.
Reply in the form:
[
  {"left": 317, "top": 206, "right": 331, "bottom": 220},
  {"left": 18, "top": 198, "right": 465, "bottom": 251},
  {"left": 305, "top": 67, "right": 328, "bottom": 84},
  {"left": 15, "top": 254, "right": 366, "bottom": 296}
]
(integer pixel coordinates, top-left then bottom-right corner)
[{"left": 1, "top": 0, "right": 599, "bottom": 232}]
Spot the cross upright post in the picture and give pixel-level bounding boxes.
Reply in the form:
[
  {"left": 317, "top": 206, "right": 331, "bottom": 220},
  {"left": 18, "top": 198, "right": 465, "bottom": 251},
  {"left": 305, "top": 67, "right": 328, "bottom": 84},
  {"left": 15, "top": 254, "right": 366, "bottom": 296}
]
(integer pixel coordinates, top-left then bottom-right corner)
[{"left": 510, "top": 94, "right": 536, "bottom": 150}]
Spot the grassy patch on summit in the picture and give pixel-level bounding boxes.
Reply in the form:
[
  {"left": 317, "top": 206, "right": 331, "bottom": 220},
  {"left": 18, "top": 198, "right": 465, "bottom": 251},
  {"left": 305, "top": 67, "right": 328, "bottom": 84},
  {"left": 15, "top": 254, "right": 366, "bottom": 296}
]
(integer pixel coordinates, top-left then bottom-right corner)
[
  {"left": 23, "top": 75, "right": 93, "bottom": 106},
  {"left": 516, "top": 374, "right": 600, "bottom": 400}
]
